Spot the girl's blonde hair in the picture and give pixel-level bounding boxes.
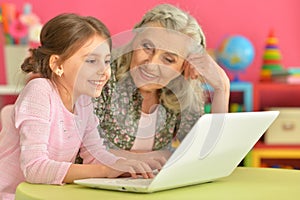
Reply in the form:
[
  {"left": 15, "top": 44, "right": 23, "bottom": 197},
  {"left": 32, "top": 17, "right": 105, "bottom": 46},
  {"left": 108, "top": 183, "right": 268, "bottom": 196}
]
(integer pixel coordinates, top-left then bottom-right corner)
[{"left": 115, "top": 4, "right": 207, "bottom": 113}]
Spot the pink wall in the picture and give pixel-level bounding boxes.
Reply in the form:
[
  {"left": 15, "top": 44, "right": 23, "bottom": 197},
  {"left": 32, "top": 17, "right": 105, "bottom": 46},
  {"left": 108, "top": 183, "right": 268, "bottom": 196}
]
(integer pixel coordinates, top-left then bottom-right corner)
[{"left": 1, "top": 0, "right": 300, "bottom": 83}]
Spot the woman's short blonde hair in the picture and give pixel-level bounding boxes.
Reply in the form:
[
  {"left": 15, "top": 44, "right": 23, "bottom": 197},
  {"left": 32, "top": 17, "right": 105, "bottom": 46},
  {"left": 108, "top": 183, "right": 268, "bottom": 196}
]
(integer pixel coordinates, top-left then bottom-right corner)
[{"left": 114, "top": 4, "right": 207, "bottom": 113}]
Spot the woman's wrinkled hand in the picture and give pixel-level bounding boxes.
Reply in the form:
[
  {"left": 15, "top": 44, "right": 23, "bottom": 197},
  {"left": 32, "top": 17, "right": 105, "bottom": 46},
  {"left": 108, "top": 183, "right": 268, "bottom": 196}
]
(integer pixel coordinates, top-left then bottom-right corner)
[{"left": 183, "top": 51, "right": 230, "bottom": 92}]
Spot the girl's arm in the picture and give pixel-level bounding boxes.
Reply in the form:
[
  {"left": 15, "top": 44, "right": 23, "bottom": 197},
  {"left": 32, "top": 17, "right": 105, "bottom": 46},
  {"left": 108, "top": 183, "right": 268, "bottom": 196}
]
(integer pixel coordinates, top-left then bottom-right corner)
[
  {"left": 78, "top": 96, "right": 154, "bottom": 179},
  {"left": 63, "top": 164, "right": 110, "bottom": 183},
  {"left": 64, "top": 156, "right": 155, "bottom": 183},
  {"left": 15, "top": 80, "right": 73, "bottom": 184}
]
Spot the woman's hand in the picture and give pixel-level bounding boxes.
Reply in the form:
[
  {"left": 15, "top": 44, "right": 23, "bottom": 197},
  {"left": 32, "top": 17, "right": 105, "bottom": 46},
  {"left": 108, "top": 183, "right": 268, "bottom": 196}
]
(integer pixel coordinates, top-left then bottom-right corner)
[
  {"left": 183, "top": 51, "right": 230, "bottom": 91},
  {"left": 183, "top": 50, "right": 230, "bottom": 113}
]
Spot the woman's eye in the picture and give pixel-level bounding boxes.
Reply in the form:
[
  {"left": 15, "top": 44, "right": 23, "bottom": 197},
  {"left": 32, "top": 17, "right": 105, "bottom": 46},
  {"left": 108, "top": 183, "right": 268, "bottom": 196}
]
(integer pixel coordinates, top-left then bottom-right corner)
[
  {"left": 143, "top": 43, "right": 151, "bottom": 49},
  {"left": 164, "top": 57, "right": 175, "bottom": 64},
  {"left": 142, "top": 42, "right": 154, "bottom": 53}
]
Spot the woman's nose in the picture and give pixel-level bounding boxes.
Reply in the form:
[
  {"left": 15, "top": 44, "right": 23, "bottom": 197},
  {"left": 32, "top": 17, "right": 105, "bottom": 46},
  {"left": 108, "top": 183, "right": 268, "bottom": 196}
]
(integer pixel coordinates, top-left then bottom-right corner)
[{"left": 147, "top": 50, "right": 162, "bottom": 64}]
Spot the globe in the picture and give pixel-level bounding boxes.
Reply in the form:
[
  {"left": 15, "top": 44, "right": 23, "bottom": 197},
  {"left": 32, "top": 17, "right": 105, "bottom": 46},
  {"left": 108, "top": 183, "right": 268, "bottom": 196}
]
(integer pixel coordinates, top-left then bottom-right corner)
[{"left": 216, "top": 35, "right": 255, "bottom": 81}]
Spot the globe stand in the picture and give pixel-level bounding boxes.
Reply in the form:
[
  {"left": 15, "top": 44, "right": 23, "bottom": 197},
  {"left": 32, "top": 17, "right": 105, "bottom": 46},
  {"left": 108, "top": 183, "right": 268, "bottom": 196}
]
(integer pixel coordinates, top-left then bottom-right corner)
[{"left": 232, "top": 72, "right": 241, "bottom": 82}]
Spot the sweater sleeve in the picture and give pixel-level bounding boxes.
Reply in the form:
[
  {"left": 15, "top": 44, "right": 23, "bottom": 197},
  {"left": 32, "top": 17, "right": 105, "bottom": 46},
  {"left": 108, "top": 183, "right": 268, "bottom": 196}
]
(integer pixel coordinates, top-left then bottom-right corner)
[
  {"left": 14, "top": 79, "right": 71, "bottom": 185},
  {"left": 79, "top": 97, "right": 120, "bottom": 166}
]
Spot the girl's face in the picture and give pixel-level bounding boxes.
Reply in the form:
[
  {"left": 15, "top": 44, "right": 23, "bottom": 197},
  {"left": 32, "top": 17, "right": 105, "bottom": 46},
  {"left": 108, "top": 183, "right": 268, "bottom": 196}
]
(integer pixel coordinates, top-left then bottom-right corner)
[
  {"left": 61, "top": 35, "right": 111, "bottom": 99},
  {"left": 129, "top": 25, "right": 189, "bottom": 93}
]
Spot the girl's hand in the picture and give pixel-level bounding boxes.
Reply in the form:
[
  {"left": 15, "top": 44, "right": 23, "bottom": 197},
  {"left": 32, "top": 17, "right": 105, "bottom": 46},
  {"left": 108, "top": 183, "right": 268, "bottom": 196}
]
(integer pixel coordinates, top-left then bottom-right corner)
[
  {"left": 107, "top": 158, "right": 154, "bottom": 179},
  {"left": 132, "top": 150, "right": 170, "bottom": 171},
  {"left": 109, "top": 149, "right": 170, "bottom": 171}
]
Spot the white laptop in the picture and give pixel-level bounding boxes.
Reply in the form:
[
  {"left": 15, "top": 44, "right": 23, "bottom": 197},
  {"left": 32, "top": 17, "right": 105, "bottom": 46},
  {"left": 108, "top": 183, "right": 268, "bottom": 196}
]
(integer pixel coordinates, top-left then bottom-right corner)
[{"left": 74, "top": 111, "right": 279, "bottom": 193}]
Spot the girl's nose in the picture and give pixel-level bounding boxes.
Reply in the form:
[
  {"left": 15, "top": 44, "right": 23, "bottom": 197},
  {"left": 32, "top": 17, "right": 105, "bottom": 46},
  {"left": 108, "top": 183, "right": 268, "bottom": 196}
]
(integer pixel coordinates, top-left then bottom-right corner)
[
  {"left": 96, "top": 65, "right": 109, "bottom": 75},
  {"left": 96, "top": 70, "right": 103, "bottom": 75}
]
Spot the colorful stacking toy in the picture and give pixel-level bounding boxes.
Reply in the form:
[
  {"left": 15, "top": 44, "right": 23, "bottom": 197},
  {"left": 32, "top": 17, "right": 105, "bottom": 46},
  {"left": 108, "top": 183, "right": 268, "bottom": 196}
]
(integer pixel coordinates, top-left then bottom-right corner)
[{"left": 260, "top": 29, "right": 284, "bottom": 81}]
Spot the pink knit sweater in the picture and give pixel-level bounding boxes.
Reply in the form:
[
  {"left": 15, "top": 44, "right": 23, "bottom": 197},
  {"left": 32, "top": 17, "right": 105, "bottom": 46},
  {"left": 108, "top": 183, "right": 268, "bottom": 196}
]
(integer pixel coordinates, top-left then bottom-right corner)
[{"left": 0, "top": 78, "right": 119, "bottom": 199}]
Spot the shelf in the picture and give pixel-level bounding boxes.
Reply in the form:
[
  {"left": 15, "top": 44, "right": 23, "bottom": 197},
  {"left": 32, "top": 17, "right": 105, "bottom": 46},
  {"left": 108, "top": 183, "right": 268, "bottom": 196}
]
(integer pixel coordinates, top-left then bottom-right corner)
[
  {"left": 244, "top": 142, "right": 300, "bottom": 169},
  {"left": 253, "top": 82, "right": 300, "bottom": 111},
  {"left": 0, "top": 85, "right": 23, "bottom": 95},
  {"left": 230, "top": 81, "right": 253, "bottom": 112},
  {"left": 205, "top": 81, "right": 253, "bottom": 112}
]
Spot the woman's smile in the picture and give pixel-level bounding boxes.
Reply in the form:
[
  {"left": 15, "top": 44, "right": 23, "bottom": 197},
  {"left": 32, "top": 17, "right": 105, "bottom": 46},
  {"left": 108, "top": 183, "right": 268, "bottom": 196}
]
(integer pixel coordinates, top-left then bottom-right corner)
[{"left": 139, "top": 66, "right": 160, "bottom": 81}]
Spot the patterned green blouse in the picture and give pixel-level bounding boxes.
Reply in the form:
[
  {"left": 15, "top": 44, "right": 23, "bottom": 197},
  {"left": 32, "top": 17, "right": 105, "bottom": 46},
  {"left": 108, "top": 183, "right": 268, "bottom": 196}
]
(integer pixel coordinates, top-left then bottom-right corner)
[{"left": 93, "top": 64, "right": 203, "bottom": 151}]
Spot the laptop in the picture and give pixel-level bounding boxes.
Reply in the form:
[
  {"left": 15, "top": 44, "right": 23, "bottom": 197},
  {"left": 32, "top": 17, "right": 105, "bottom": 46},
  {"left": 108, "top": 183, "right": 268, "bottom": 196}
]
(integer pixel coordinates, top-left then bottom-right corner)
[{"left": 74, "top": 111, "right": 279, "bottom": 193}]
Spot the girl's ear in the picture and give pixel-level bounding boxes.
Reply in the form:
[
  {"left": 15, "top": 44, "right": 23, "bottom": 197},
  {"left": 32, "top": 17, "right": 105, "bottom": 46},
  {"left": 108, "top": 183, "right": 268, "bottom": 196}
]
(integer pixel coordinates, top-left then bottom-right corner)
[{"left": 49, "top": 55, "right": 64, "bottom": 77}]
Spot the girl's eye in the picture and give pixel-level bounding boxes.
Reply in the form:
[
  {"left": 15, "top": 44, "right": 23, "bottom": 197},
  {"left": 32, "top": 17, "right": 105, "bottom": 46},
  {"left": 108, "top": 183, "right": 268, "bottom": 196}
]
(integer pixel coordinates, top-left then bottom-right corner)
[
  {"left": 105, "top": 60, "right": 111, "bottom": 65},
  {"left": 86, "top": 59, "right": 97, "bottom": 64}
]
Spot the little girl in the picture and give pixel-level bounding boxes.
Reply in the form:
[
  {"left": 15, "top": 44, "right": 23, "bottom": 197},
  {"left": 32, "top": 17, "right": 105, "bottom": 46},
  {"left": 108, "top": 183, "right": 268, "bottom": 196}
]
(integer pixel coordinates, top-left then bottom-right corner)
[{"left": 0, "top": 13, "right": 153, "bottom": 199}]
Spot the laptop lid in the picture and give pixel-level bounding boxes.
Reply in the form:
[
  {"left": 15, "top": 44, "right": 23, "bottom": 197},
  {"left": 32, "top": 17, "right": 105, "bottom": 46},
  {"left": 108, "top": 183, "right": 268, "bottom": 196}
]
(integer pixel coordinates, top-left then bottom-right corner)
[{"left": 75, "top": 111, "right": 279, "bottom": 193}]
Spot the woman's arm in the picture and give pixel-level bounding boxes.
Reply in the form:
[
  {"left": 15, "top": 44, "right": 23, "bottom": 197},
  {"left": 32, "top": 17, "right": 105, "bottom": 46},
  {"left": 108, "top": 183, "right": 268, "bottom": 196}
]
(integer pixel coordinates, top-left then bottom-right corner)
[
  {"left": 184, "top": 52, "right": 230, "bottom": 113},
  {"left": 210, "top": 78, "right": 230, "bottom": 113}
]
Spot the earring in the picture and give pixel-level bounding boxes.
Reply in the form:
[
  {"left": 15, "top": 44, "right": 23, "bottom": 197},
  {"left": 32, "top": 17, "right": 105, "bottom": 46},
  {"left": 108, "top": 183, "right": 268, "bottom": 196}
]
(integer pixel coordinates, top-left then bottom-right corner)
[{"left": 56, "top": 70, "right": 63, "bottom": 77}]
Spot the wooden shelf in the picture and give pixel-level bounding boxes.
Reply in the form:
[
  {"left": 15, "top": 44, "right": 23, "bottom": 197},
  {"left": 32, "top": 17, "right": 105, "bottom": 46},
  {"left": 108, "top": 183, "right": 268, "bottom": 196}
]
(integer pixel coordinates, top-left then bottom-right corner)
[
  {"left": 253, "top": 82, "right": 300, "bottom": 111},
  {"left": 247, "top": 83, "right": 300, "bottom": 169},
  {"left": 205, "top": 81, "right": 253, "bottom": 112},
  {"left": 244, "top": 142, "right": 300, "bottom": 169}
]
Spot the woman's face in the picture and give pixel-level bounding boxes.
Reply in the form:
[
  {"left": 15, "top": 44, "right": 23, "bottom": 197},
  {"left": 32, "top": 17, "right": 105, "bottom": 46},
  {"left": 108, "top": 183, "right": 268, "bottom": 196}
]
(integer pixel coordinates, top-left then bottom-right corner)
[
  {"left": 61, "top": 35, "right": 111, "bottom": 99},
  {"left": 129, "top": 25, "right": 190, "bottom": 92}
]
